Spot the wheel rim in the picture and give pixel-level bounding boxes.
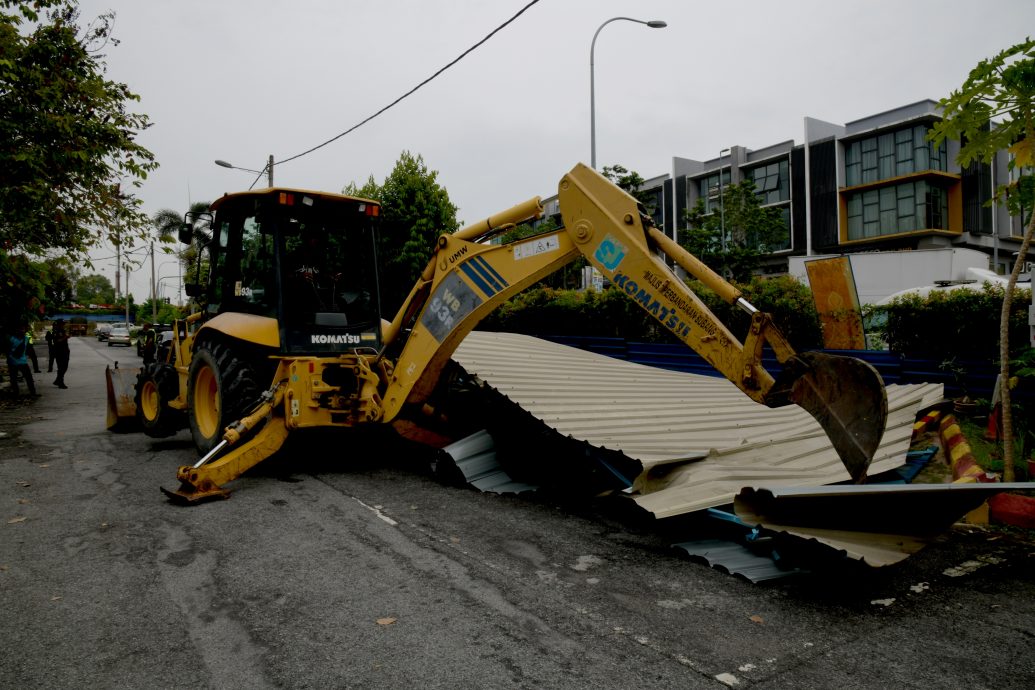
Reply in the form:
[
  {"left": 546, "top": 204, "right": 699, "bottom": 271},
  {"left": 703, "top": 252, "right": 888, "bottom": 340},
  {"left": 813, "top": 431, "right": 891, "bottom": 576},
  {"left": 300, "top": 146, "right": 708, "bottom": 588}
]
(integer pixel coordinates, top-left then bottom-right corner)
[
  {"left": 140, "top": 379, "right": 160, "bottom": 422},
  {"left": 194, "top": 364, "right": 220, "bottom": 440}
]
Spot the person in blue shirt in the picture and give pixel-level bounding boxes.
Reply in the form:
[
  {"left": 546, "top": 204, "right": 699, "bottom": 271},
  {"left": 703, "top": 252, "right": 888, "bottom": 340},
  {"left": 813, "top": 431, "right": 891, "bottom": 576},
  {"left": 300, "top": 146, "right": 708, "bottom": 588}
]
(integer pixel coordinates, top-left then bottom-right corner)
[{"left": 6, "top": 322, "right": 38, "bottom": 397}]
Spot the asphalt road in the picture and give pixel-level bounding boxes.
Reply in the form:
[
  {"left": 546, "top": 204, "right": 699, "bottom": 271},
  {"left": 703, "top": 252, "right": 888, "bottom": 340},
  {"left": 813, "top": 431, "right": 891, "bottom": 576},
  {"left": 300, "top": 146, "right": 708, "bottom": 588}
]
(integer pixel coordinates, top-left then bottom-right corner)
[{"left": 2, "top": 336, "right": 1034, "bottom": 689}]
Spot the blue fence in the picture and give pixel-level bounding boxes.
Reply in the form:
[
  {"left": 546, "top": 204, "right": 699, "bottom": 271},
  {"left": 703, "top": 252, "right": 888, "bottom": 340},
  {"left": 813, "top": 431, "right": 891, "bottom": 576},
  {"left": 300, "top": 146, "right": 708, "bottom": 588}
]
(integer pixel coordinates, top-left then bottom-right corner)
[{"left": 540, "top": 335, "right": 1012, "bottom": 402}]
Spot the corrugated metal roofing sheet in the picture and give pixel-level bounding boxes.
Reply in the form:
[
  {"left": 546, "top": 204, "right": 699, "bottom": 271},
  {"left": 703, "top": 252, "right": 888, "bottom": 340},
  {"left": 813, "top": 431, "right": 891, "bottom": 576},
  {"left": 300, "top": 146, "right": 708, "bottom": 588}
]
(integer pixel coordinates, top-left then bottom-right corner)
[
  {"left": 732, "top": 483, "right": 1035, "bottom": 566},
  {"left": 454, "top": 332, "right": 944, "bottom": 518}
]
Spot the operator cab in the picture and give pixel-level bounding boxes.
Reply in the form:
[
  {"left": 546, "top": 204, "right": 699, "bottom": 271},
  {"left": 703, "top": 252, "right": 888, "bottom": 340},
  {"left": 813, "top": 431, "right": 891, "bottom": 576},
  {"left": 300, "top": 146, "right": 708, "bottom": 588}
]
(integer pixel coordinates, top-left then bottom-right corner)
[{"left": 185, "top": 188, "right": 383, "bottom": 354}]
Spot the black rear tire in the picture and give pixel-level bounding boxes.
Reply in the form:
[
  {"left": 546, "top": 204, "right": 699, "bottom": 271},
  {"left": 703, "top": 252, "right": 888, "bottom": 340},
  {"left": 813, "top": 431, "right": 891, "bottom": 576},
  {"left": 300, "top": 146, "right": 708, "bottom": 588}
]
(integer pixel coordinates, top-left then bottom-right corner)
[
  {"left": 187, "top": 338, "right": 268, "bottom": 454},
  {"left": 135, "top": 363, "right": 186, "bottom": 438}
]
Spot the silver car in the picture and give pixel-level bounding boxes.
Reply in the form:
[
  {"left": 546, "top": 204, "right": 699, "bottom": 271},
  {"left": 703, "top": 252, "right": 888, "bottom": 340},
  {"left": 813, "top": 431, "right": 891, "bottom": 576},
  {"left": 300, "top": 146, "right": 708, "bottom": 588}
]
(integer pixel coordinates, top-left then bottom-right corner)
[{"left": 107, "top": 327, "right": 132, "bottom": 347}]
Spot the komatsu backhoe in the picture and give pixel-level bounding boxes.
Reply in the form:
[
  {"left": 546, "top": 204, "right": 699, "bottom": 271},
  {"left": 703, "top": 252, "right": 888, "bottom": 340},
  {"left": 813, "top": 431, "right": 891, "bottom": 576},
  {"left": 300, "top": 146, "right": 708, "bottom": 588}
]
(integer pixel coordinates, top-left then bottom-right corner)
[{"left": 109, "top": 164, "right": 887, "bottom": 503}]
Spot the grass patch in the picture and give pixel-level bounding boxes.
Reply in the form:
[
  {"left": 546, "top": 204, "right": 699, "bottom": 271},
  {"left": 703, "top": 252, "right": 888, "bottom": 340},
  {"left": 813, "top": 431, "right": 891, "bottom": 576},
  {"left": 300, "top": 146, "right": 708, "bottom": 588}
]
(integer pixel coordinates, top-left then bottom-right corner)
[{"left": 958, "top": 417, "right": 1032, "bottom": 481}]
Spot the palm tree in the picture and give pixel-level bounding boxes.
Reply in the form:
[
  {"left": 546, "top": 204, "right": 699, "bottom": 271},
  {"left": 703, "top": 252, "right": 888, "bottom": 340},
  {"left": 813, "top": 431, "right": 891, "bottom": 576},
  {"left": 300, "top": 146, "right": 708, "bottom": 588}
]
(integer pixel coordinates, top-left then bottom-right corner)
[{"left": 152, "top": 201, "right": 211, "bottom": 287}]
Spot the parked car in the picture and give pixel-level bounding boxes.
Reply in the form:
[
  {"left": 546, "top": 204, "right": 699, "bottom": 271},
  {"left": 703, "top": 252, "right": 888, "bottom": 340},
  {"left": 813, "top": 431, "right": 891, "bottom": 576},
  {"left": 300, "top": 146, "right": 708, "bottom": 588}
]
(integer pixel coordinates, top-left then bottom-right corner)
[
  {"left": 95, "top": 324, "right": 112, "bottom": 341},
  {"left": 107, "top": 327, "right": 132, "bottom": 347}
]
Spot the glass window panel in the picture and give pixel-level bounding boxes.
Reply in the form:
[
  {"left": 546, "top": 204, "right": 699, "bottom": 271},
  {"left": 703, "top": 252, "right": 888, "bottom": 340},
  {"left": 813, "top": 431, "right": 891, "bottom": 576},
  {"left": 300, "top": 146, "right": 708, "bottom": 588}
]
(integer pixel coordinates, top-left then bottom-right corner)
[
  {"left": 864, "top": 220, "right": 879, "bottom": 238},
  {"left": 914, "top": 125, "right": 928, "bottom": 147},
  {"left": 880, "top": 208, "right": 897, "bottom": 229},
  {"left": 848, "top": 214, "right": 863, "bottom": 240},
  {"left": 899, "top": 214, "right": 916, "bottom": 232},
  {"left": 896, "top": 129, "right": 912, "bottom": 144},
  {"left": 846, "top": 162, "right": 860, "bottom": 186},
  {"left": 915, "top": 146, "right": 929, "bottom": 170},
  {"left": 862, "top": 138, "right": 877, "bottom": 152},
  {"left": 847, "top": 194, "right": 862, "bottom": 216},
  {"left": 879, "top": 187, "right": 896, "bottom": 210},
  {"left": 879, "top": 155, "right": 894, "bottom": 179},
  {"left": 846, "top": 142, "right": 860, "bottom": 164},
  {"left": 863, "top": 203, "right": 879, "bottom": 224},
  {"left": 879, "top": 133, "right": 894, "bottom": 156}
]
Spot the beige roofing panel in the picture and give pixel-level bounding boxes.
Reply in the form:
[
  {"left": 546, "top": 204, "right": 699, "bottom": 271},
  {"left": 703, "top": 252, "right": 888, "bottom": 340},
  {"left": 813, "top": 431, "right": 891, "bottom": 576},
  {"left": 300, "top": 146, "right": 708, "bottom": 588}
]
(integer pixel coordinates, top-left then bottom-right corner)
[{"left": 454, "top": 332, "right": 944, "bottom": 517}]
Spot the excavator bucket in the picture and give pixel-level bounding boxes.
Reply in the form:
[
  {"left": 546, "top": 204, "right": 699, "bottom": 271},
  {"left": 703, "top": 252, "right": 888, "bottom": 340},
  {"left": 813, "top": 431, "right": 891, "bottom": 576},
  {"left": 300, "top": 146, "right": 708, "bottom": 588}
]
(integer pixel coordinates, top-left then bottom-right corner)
[
  {"left": 778, "top": 352, "right": 888, "bottom": 483},
  {"left": 105, "top": 365, "right": 140, "bottom": 432}
]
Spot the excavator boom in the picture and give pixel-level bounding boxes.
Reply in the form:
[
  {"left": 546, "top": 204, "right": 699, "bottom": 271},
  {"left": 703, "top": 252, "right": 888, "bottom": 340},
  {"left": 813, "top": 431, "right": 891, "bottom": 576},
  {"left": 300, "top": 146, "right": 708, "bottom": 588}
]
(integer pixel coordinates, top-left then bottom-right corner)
[{"left": 380, "top": 164, "right": 886, "bottom": 481}]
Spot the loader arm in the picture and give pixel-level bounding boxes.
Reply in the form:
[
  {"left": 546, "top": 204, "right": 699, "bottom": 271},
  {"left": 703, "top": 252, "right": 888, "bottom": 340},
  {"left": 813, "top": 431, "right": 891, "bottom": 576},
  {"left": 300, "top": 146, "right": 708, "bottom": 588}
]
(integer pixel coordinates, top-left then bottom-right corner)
[{"left": 380, "top": 164, "right": 887, "bottom": 482}]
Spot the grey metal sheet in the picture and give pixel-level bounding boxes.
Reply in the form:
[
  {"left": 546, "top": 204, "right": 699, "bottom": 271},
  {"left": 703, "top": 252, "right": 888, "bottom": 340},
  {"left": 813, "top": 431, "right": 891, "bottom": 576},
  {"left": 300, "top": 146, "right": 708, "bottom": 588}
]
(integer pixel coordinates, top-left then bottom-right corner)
[
  {"left": 438, "top": 429, "right": 538, "bottom": 494},
  {"left": 673, "top": 539, "right": 806, "bottom": 583},
  {"left": 454, "top": 332, "right": 944, "bottom": 517},
  {"left": 732, "top": 483, "right": 1035, "bottom": 567}
]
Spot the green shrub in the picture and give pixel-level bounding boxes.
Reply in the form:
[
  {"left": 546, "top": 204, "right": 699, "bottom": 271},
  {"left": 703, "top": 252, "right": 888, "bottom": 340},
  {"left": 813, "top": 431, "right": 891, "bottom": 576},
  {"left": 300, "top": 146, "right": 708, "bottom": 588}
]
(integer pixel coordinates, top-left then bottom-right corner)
[
  {"left": 480, "top": 274, "right": 823, "bottom": 351},
  {"left": 868, "top": 284, "right": 1032, "bottom": 361}
]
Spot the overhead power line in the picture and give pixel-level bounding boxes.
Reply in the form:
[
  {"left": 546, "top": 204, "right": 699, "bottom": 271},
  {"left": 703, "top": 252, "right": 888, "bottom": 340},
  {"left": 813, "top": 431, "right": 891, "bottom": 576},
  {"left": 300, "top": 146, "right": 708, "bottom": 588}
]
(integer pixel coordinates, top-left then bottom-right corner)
[{"left": 276, "top": 0, "right": 542, "bottom": 168}]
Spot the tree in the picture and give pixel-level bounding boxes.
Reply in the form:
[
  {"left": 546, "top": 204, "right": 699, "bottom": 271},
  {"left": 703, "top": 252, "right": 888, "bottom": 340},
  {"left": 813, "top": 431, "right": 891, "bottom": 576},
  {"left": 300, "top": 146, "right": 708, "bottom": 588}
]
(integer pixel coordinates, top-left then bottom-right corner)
[
  {"left": 153, "top": 202, "right": 211, "bottom": 285},
  {"left": 41, "top": 256, "right": 77, "bottom": 306},
  {"left": 75, "top": 273, "right": 114, "bottom": 304},
  {"left": 930, "top": 38, "right": 1035, "bottom": 481},
  {"left": 680, "top": 180, "right": 787, "bottom": 282},
  {"left": 0, "top": 1, "right": 157, "bottom": 257},
  {"left": 601, "top": 164, "right": 656, "bottom": 215},
  {"left": 344, "top": 152, "right": 458, "bottom": 315}
]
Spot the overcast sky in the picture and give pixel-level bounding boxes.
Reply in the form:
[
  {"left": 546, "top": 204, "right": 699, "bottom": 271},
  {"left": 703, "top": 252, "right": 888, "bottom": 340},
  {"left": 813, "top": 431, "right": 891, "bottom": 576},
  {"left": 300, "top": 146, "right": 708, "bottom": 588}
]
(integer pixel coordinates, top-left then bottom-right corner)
[{"left": 73, "top": 0, "right": 1035, "bottom": 301}]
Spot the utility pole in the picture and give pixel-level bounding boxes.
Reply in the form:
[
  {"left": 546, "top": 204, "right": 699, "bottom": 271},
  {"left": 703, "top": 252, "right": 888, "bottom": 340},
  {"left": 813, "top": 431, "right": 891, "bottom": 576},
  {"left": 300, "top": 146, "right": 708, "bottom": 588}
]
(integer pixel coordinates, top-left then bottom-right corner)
[
  {"left": 150, "top": 242, "right": 157, "bottom": 322},
  {"left": 124, "top": 263, "right": 131, "bottom": 326},
  {"left": 268, "top": 154, "right": 274, "bottom": 188}
]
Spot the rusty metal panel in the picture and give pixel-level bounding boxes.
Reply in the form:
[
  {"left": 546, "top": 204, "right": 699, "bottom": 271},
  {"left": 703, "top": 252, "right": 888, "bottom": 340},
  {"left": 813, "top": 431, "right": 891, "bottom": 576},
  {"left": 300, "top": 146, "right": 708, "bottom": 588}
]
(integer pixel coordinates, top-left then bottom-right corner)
[{"left": 805, "top": 256, "right": 867, "bottom": 350}]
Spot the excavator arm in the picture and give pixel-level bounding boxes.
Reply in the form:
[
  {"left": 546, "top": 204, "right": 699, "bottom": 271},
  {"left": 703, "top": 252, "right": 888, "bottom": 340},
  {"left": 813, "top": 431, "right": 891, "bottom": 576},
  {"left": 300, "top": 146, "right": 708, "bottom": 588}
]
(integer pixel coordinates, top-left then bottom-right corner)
[{"left": 380, "top": 163, "right": 887, "bottom": 481}]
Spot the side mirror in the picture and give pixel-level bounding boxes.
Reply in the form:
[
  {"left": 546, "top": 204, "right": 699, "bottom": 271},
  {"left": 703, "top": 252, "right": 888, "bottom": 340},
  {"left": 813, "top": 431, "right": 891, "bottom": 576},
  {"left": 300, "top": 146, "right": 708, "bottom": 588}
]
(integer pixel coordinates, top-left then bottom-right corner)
[
  {"left": 178, "top": 223, "right": 193, "bottom": 245},
  {"left": 184, "top": 283, "right": 203, "bottom": 297}
]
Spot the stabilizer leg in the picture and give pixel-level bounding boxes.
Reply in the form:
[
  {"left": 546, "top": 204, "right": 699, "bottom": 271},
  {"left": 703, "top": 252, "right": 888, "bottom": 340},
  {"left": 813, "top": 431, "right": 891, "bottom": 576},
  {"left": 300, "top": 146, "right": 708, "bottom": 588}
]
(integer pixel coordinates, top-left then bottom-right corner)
[{"left": 162, "top": 416, "right": 290, "bottom": 505}]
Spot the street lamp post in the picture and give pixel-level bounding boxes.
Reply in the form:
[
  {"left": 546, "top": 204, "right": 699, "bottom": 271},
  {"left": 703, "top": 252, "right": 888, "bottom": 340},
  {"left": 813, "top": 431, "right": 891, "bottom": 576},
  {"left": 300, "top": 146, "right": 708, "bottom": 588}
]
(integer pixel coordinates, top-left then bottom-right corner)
[
  {"left": 718, "top": 148, "right": 730, "bottom": 256},
  {"left": 590, "top": 17, "right": 666, "bottom": 169},
  {"left": 215, "top": 155, "right": 274, "bottom": 188}
]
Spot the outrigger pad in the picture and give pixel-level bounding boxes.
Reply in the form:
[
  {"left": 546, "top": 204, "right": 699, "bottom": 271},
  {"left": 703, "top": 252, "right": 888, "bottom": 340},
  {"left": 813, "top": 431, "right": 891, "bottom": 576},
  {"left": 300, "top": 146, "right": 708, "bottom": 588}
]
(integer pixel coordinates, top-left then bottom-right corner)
[
  {"left": 784, "top": 352, "right": 888, "bottom": 483},
  {"left": 160, "top": 481, "right": 231, "bottom": 505}
]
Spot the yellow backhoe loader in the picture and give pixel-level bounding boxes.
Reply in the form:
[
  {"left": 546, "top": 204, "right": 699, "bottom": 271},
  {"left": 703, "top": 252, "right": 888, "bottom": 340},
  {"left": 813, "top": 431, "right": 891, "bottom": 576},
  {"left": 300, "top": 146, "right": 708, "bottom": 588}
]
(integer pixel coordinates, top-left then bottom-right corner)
[{"left": 108, "top": 164, "right": 888, "bottom": 503}]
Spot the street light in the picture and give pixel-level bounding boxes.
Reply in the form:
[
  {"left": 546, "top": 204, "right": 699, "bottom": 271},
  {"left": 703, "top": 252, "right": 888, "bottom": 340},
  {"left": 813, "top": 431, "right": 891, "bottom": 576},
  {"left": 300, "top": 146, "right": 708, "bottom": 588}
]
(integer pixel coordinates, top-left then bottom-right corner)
[
  {"left": 718, "top": 148, "right": 730, "bottom": 255},
  {"left": 215, "top": 155, "right": 274, "bottom": 188},
  {"left": 590, "top": 17, "right": 666, "bottom": 169}
]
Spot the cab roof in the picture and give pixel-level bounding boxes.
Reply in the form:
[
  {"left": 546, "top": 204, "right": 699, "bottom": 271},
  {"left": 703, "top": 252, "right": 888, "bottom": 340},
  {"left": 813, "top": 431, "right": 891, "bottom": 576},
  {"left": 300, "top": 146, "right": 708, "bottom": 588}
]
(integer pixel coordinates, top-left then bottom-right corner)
[{"left": 209, "top": 187, "right": 380, "bottom": 212}]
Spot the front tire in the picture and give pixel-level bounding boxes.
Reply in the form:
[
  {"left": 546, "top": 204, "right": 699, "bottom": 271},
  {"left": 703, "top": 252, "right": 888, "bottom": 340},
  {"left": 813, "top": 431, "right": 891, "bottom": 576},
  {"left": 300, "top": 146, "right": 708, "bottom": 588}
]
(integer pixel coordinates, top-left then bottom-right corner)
[
  {"left": 187, "top": 338, "right": 268, "bottom": 454},
  {"left": 135, "top": 363, "right": 185, "bottom": 438}
]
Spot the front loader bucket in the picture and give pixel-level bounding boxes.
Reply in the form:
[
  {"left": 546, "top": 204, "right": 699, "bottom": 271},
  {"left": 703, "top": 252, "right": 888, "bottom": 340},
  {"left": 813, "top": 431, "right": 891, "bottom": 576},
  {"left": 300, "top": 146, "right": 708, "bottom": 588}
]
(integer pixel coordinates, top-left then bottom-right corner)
[
  {"left": 779, "top": 352, "right": 888, "bottom": 483},
  {"left": 105, "top": 365, "right": 141, "bottom": 432}
]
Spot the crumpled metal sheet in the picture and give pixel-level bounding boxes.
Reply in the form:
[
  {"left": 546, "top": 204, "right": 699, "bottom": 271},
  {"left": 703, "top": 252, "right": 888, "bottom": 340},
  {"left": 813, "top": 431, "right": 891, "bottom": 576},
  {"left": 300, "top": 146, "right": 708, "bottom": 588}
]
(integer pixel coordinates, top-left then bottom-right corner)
[
  {"left": 453, "top": 332, "right": 943, "bottom": 517},
  {"left": 733, "top": 483, "right": 1035, "bottom": 566}
]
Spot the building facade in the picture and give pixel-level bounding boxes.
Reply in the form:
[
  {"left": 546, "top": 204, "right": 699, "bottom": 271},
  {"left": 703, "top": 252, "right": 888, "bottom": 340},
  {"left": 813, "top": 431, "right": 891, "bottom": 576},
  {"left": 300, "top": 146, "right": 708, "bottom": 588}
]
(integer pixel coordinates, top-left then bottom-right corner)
[{"left": 642, "top": 100, "right": 1028, "bottom": 277}]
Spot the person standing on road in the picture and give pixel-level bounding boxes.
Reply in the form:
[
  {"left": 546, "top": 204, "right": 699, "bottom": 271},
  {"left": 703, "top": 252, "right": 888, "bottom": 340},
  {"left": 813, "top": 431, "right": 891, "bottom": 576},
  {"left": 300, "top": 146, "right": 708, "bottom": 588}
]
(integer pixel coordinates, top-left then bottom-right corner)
[
  {"left": 6, "top": 322, "right": 38, "bottom": 397},
  {"left": 26, "top": 327, "right": 40, "bottom": 373},
  {"left": 52, "top": 319, "right": 70, "bottom": 389},
  {"left": 140, "top": 322, "right": 156, "bottom": 365},
  {"left": 45, "top": 327, "right": 55, "bottom": 372}
]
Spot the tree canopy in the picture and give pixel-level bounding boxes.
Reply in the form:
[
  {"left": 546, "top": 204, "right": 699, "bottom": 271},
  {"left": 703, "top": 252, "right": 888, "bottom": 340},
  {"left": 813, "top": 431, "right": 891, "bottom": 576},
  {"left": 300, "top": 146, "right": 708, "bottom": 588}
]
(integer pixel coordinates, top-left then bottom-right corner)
[
  {"left": 0, "top": 0, "right": 157, "bottom": 257},
  {"left": 680, "top": 179, "right": 787, "bottom": 282},
  {"left": 344, "top": 151, "right": 458, "bottom": 316},
  {"left": 930, "top": 37, "right": 1035, "bottom": 481}
]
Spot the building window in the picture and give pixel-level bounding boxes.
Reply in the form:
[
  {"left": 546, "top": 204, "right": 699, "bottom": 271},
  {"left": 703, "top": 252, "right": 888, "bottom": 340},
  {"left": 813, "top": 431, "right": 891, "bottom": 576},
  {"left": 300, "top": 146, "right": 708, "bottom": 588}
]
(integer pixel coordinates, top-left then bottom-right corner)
[
  {"left": 694, "top": 169, "right": 732, "bottom": 214},
  {"left": 845, "top": 180, "right": 949, "bottom": 240},
  {"left": 743, "top": 159, "right": 790, "bottom": 205},
  {"left": 641, "top": 186, "right": 664, "bottom": 227},
  {"left": 845, "top": 124, "right": 947, "bottom": 187}
]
